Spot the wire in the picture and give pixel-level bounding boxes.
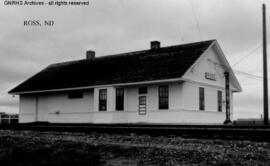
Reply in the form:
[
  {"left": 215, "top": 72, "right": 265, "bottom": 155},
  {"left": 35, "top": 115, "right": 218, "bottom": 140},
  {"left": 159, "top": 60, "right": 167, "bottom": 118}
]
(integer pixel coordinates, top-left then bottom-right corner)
[
  {"left": 241, "top": 82, "right": 261, "bottom": 86},
  {"left": 189, "top": 0, "right": 202, "bottom": 40},
  {"left": 234, "top": 70, "right": 263, "bottom": 80},
  {"left": 232, "top": 41, "right": 270, "bottom": 67},
  {"left": 232, "top": 43, "right": 262, "bottom": 67},
  {"left": 234, "top": 70, "right": 262, "bottom": 78}
]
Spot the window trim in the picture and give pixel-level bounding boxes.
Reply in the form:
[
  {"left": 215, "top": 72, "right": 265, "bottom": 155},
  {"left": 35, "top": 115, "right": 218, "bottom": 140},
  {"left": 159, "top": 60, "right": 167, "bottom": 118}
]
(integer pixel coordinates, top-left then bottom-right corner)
[
  {"left": 115, "top": 88, "right": 124, "bottom": 111},
  {"left": 99, "top": 89, "right": 107, "bottom": 111},
  {"left": 159, "top": 85, "right": 169, "bottom": 110},
  {"left": 217, "top": 90, "right": 222, "bottom": 112},
  {"left": 199, "top": 87, "right": 205, "bottom": 111}
]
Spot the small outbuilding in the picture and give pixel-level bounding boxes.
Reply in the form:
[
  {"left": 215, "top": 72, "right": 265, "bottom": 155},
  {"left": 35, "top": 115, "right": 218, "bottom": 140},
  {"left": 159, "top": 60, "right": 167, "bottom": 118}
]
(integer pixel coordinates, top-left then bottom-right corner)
[{"left": 9, "top": 40, "right": 242, "bottom": 124}]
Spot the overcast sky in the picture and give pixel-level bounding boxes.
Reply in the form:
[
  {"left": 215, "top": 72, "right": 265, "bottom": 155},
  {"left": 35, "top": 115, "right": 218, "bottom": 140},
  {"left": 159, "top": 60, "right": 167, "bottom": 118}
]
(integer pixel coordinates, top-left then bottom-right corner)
[{"left": 1, "top": 0, "right": 270, "bottom": 119}]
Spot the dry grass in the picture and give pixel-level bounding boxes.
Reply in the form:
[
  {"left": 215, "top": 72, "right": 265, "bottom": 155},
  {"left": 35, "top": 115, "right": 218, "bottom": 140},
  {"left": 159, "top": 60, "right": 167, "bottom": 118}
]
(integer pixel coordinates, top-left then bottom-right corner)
[{"left": 0, "top": 130, "right": 270, "bottom": 165}]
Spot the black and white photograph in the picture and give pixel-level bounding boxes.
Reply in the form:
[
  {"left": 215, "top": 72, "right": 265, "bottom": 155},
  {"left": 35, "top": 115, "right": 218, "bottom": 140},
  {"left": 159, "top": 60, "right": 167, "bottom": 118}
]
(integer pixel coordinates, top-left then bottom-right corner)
[{"left": 1, "top": 0, "right": 270, "bottom": 165}]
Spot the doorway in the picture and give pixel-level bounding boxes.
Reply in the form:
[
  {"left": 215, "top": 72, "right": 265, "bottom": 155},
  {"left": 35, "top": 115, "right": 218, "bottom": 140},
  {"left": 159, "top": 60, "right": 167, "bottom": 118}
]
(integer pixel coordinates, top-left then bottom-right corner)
[{"left": 138, "top": 95, "right": 147, "bottom": 115}]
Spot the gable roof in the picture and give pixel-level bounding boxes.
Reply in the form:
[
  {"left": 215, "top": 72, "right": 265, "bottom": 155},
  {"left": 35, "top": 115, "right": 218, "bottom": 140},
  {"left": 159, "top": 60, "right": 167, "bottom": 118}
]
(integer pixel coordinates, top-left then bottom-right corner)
[
  {"left": 181, "top": 40, "right": 242, "bottom": 92},
  {"left": 9, "top": 40, "right": 215, "bottom": 94}
]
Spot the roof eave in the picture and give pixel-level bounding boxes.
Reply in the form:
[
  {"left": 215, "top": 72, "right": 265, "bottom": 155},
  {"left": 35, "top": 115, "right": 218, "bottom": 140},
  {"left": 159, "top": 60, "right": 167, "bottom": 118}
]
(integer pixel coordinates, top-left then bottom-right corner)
[
  {"left": 182, "top": 40, "right": 216, "bottom": 78},
  {"left": 181, "top": 40, "right": 242, "bottom": 93},
  {"left": 9, "top": 78, "right": 185, "bottom": 95},
  {"left": 213, "top": 41, "right": 243, "bottom": 92}
]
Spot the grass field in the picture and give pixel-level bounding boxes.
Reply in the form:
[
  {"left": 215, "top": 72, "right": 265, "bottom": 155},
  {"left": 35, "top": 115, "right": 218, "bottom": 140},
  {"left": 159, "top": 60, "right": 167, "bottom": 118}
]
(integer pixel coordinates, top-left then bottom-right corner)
[{"left": 0, "top": 130, "right": 270, "bottom": 166}]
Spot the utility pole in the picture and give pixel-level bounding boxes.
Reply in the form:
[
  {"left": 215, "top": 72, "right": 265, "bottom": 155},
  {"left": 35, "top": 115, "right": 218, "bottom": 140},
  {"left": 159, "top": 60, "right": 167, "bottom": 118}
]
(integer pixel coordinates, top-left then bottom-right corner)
[
  {"left": 224, "top": 71, "right": 232, "bottom": 124},
  {"left": 263, "top": 4, "right": 269, "bottom": 125}
]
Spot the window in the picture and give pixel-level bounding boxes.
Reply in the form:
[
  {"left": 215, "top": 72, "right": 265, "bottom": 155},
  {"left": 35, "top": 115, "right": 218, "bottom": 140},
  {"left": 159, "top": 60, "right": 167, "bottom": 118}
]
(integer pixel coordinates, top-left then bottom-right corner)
[
  {"left": 116, "top": 88, "right": 124, "bottom": 111},
  {"left": 68, "top": 91, "right": 83, "bottom": 99},
  {"left": 199, "top": 87, "right": 205, "bottom": 111},
  {"left": 138, "top": 87, "right": 147, "bottom": 94},
  {"left": 217, "top": 90, "right": 222, "bottom": 112},
  {"left": 159, "top": 85, "right": 169, "bottom": 109},
  {"left": 138, "top": 87, "right": 147, "bottom": 115},
  {"left": 99, "top": 89, "right": 107, "bottom": 111},
  {"left": 138, "top": 96, "right": 147, "bottom": 115}
]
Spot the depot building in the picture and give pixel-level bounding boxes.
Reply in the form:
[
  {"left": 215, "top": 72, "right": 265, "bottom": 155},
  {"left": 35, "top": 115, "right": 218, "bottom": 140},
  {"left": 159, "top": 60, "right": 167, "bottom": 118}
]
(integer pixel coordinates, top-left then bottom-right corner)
[{"left": 9, "top": 40, "right": 242, "bottom": 124}]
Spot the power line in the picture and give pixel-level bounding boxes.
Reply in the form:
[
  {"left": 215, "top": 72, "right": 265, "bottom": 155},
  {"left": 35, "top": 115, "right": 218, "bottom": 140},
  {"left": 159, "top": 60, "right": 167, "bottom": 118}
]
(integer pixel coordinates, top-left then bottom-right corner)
[
  {"left": 232, "top": 43, "right": 262, "bottom": 67},
  {"left": 234, "top": 70, "right": 262, "bottom": 78},
  {"left": 241, "top": 82, "right": 261, "bottom": 86},
  {"left": 189, "top": 0, "right": 202, "bottom": 40},
  {"left": 234, "top": 69, "right": 263, "bottom": 80},
  {"left": 232, "top": 41, "right": 270, "bottom": 67}
]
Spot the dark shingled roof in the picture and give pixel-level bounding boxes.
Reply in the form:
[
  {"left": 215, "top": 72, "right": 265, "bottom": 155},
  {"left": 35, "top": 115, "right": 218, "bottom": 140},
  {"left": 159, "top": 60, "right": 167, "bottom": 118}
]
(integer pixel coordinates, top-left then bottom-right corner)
[{"left": 9, "top": 40, "right": 215, "bottom": 94}]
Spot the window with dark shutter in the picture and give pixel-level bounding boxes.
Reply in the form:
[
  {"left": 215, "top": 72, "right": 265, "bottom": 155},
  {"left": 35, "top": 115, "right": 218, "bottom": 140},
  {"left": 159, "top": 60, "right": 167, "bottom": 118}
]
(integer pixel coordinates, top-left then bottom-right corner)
[
  {"left": 116, "top": 88, "right": 124, "bottom": 111},
  {"left": 217, "top": 90, "right": 222, "bottom": 112},
  {"left": 99, "top": 89, "right": 107, "bottom": 111},
  {"left": 199, "top": 87, "right": 205, "bottom": 111},
  {"left": 159, "top": 85, "right": 169, "bottom": 109}
]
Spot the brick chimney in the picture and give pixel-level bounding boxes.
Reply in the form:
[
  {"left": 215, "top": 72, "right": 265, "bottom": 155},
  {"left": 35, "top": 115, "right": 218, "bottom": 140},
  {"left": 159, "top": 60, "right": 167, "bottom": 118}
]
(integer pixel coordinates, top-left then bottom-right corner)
[
  {"left": 86, "top": 50, "right": 95, "bottom": 60},
  {"left": 150, "top": 41, "right": 160, "bottom": 49}
]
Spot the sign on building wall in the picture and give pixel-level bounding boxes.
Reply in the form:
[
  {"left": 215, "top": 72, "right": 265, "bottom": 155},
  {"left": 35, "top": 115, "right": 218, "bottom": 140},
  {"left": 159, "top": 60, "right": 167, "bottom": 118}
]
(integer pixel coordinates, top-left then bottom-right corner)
[{"left": 205, "top": 72, "right": 216, "bottom": 81}]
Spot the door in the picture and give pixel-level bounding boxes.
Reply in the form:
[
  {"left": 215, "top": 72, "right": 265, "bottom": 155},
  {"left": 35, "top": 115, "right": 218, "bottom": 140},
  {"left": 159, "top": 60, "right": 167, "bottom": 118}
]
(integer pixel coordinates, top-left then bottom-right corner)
[
  {"left": 138, "top": 95, "right": 147, "bottom": 115},
  {"left": 36, "top": 95, "right": 49, "bottom": 122}
]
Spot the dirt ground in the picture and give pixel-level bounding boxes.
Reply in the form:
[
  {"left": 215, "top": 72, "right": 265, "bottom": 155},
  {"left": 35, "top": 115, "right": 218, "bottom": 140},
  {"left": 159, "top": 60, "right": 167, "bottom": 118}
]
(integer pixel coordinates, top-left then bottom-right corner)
[{"left": 0, "top": 130, "right": 270, "bottom": 166}]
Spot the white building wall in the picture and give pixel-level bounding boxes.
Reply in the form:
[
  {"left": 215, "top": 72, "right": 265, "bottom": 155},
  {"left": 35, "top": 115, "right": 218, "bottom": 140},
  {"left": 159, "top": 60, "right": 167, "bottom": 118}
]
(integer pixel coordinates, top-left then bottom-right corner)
[
  {"left": 111, "top": 82, "right": 224, "bottom": 124},
  {"left": 94, "top": 87, "right": 115, "bottom": 112},
  {"left": 20, "top": 90, "right": 94, "bottom": 123},
  {"left": 183, "top": 46, "right": 235, "bottom": 116},
  {"left": 88, "top": 110, "right": 225, "bottom": 124},
  {"left": 148, "top": 110, "right": 225, "bottom": 124},
  {"left": 19, "top": 82, "right": 227, "bottom": 124},
  {"left": 19, "top": 95, "right": 36, "bottom": 123},
  {"left": 124, "top": 83, "right": 181, "bottom": 112},
  {"left": 182, "top": 82, "right": 226, "bottom": 112},
  {"left": 47, "top": 90, "right": 94, "bottom": 123},
  {"left": 147, "top": 85, "right": 158, "bottom": 111},
  {"left": 126, "top": 87, "right": 138, "bottom": 112},
  {"left": 37, "top": 95, "right": 49, "bottom": 122},
  {"left": 169, "top": 83, "right": 183, "bottom": 110},
  {"left": 184, "top": 48, "right": 226, "bottom": 87},
  {"left": 181, "top": 82, "right": 197, "bottom": 111}
]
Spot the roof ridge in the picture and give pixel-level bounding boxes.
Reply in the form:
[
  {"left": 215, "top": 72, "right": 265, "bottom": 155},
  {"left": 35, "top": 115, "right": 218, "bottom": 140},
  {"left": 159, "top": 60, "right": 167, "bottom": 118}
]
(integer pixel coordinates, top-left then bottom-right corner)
[
  {"left": 50, "top": 39, "right": 216, "bottom": 67},
  {"left": 96, "top": 39, "right": 215, "bottom": 60}
]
